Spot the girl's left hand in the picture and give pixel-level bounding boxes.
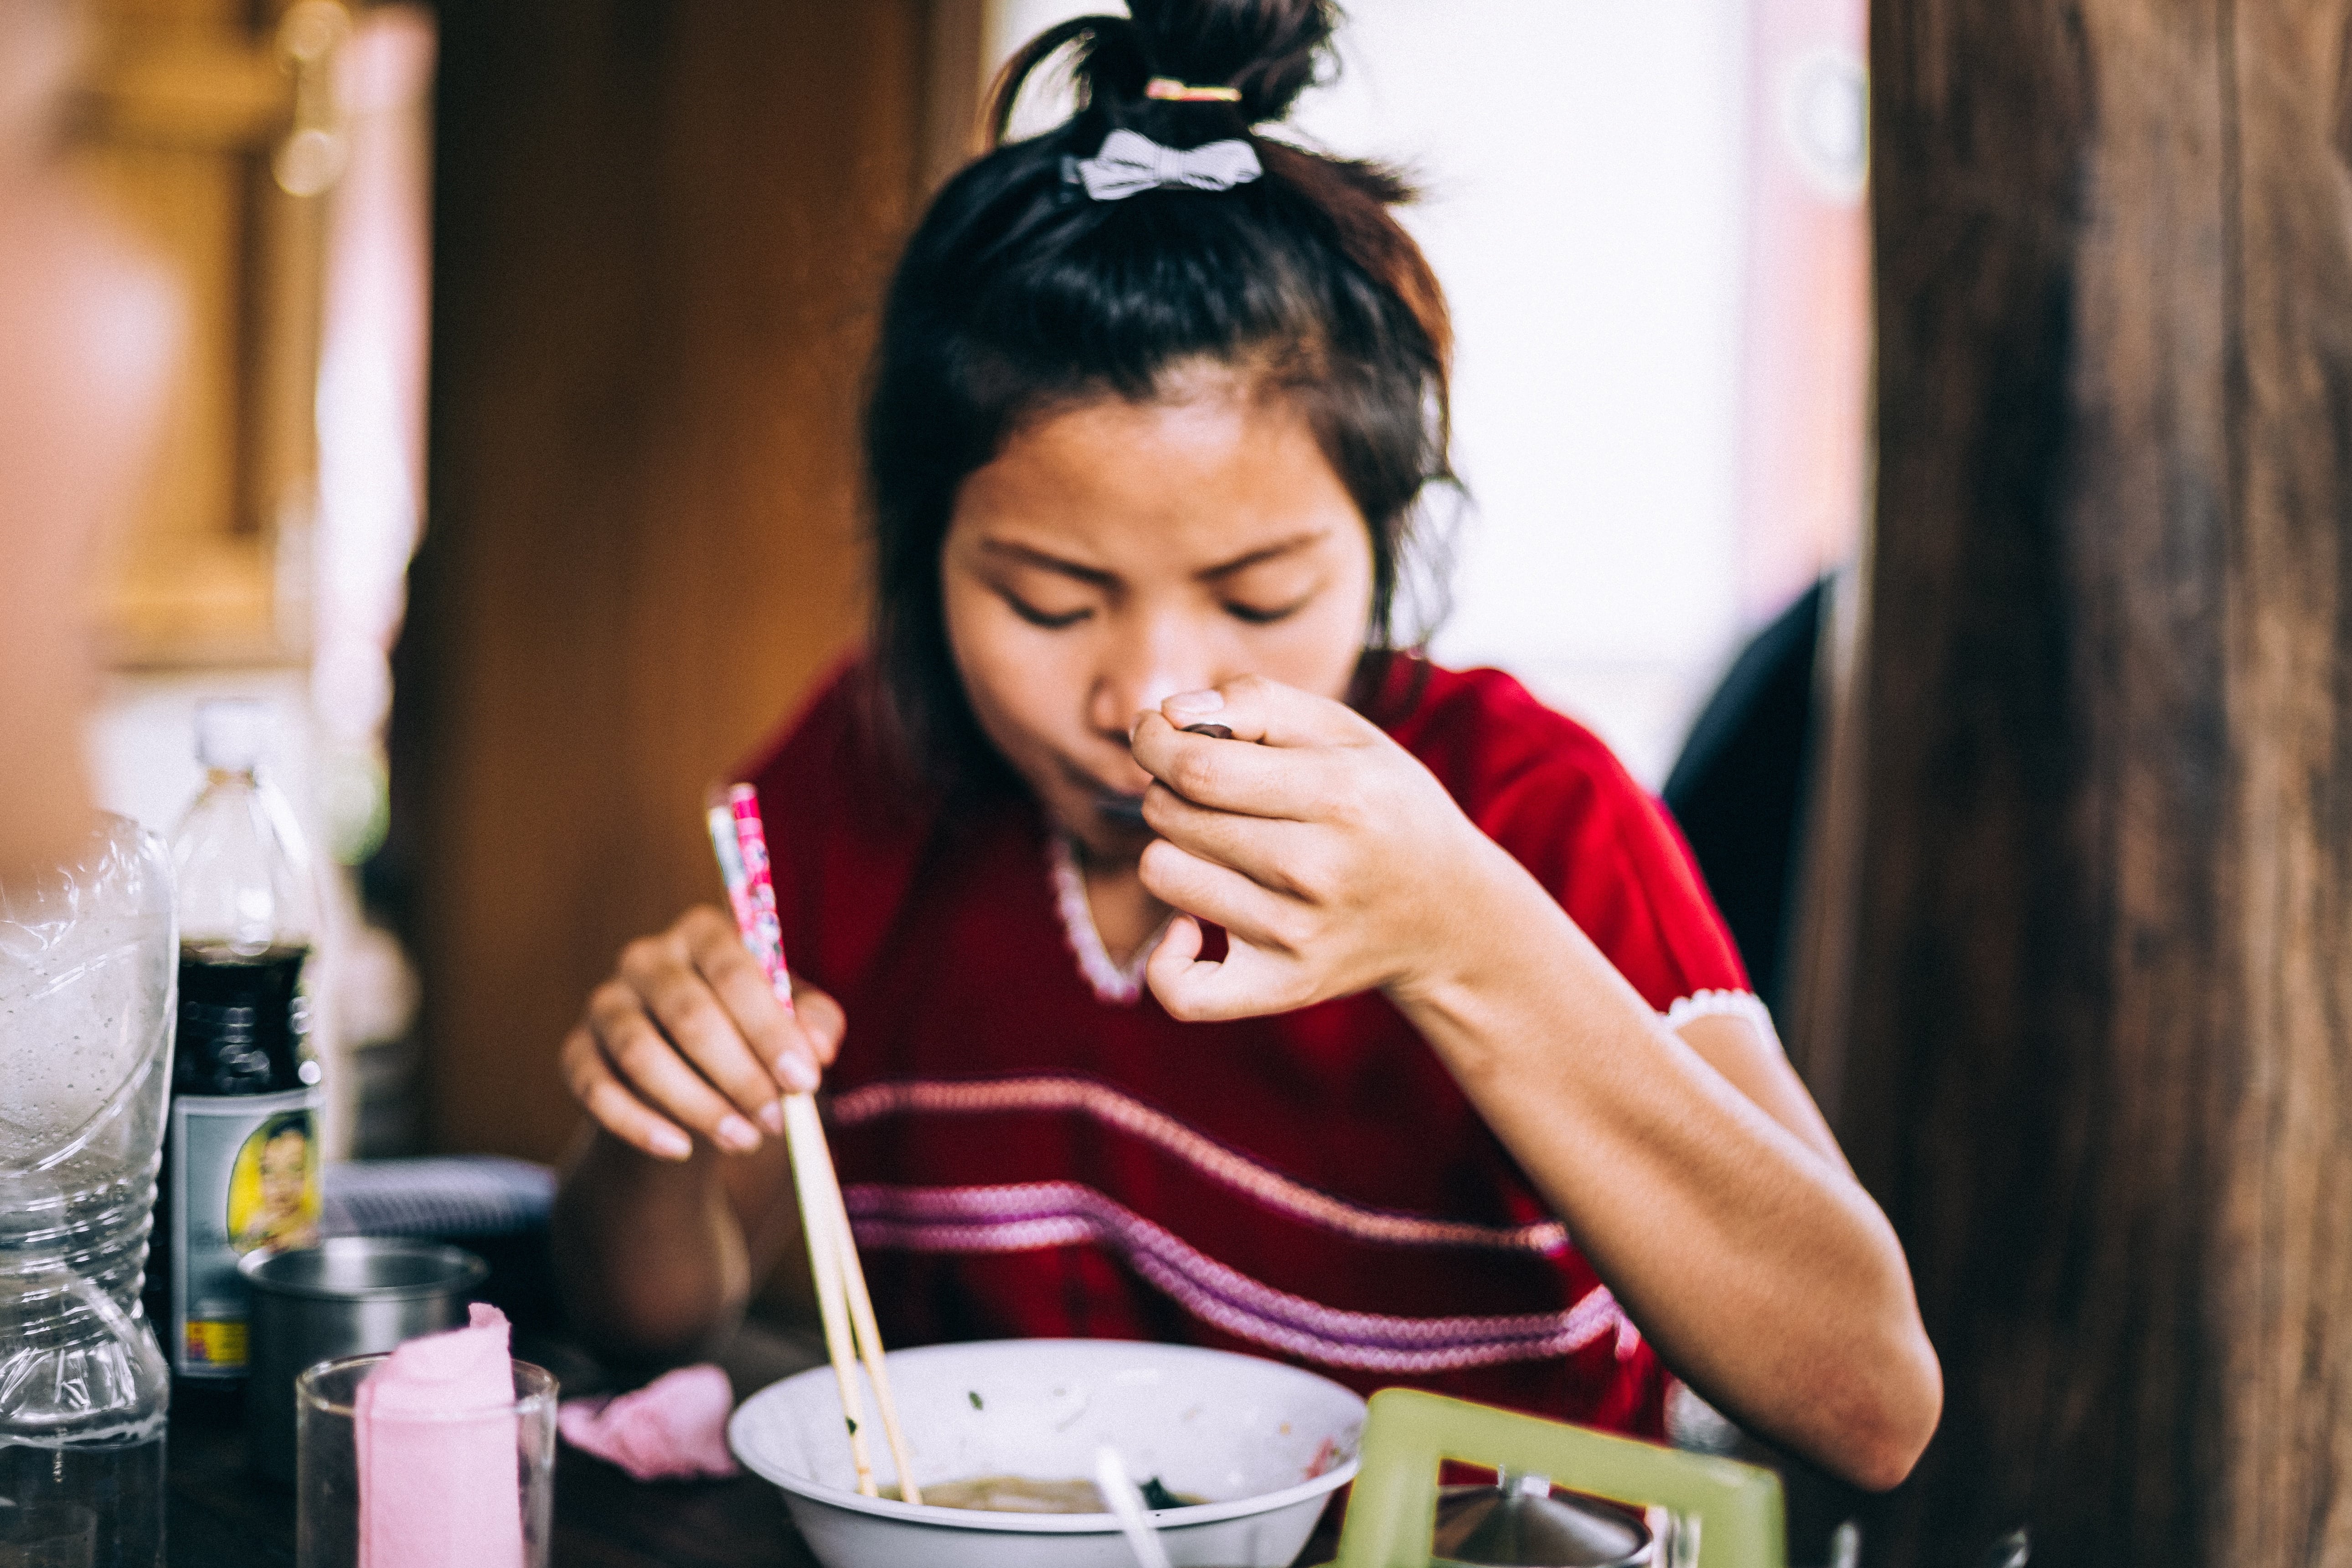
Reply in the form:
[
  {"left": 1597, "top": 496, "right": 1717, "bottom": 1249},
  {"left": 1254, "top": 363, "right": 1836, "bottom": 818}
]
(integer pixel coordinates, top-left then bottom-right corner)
[{"left": 1130, "top": 675, "right": 1519, "bottom": 1020}]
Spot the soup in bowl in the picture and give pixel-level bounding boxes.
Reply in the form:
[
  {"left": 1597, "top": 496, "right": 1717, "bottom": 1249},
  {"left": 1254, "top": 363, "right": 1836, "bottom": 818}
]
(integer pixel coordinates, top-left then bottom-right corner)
[{"left": 727, "top": 1338, "right": 1365, "bottom": 1568}]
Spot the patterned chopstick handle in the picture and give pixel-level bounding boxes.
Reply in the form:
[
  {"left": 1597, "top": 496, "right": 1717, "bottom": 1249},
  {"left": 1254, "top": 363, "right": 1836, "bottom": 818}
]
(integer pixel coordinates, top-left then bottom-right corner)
[
  {"left": 727, "top": 784, "right": 795, "bottom": 1014},
  {"left": 706, "top": 804, "right": 755, "bottom": 928}
]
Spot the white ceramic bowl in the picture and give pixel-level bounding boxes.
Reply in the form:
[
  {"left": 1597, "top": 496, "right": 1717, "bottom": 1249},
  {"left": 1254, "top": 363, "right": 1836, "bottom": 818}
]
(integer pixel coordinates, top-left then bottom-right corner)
[{"left": 728, "top": 1338, "right": 1365, "bottom": 1568}]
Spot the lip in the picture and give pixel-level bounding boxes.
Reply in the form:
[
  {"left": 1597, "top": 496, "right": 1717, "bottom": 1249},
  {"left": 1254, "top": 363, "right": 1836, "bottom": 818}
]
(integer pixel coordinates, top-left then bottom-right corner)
[
  {"left": 1058, "top": 754, "right": 1150, "bottom": 806},
  {"left": 1093, "top": 790, "right": 1148, "bottom": 828}
]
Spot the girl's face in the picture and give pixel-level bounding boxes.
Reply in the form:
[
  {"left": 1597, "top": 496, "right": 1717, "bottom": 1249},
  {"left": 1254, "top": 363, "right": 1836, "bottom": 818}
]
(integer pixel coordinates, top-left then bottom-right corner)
[
  {"left": 258, "top": 1129, "right": 309, "bottom": 1213},
  {"left": 942, "top": 364, "right": 1375, "bottom": 859}
]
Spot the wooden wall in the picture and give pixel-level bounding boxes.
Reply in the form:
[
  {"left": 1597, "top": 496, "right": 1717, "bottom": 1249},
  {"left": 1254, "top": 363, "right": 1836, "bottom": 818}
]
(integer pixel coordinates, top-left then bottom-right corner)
[
  {"left": 398, "top": 1, "right": 960, "bottom": 1165},
  {"left": 1828, "top": 2, "right": 2352, "bottom": 1563}
]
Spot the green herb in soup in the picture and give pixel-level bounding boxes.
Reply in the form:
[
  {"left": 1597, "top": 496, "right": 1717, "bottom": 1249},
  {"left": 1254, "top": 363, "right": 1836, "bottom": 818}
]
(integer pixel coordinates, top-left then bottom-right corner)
[{"left": 1136, "top": 1476, "right": 1188, "bottom": 1511}]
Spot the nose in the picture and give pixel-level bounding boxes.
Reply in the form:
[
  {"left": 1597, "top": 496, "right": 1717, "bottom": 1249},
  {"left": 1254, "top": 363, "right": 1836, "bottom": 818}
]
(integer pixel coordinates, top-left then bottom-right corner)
[{"left": 1088, "top": 609, "right": 1217, "bottom": 741}]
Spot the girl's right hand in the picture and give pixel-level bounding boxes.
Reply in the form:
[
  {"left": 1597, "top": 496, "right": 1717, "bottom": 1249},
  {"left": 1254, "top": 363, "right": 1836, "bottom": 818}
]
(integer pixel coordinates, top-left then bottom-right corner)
[{"left": 560, "top": 904, "right": 846, "bottom": 1162}]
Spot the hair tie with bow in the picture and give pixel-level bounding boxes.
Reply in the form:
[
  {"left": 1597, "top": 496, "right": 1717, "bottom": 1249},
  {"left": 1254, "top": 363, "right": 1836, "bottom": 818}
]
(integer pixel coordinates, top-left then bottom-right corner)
[{"left": 1066, "top": 129, "right": 1264, "bottom": 202}]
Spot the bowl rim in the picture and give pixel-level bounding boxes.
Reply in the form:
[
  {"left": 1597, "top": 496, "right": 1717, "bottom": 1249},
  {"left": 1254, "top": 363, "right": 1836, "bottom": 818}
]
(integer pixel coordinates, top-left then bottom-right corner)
[{"left": 728, "top": 1337, "right": 1366, "bottom": 1536}]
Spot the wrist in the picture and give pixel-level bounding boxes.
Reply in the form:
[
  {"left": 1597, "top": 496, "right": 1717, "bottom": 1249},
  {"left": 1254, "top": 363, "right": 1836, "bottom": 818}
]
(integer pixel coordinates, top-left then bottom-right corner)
[{"left": 1386, "top": 837, "right": 1569, "bottom": 1044}]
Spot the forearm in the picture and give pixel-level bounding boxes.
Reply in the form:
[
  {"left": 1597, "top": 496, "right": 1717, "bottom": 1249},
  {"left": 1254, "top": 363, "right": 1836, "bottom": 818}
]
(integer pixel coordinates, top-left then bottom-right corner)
[
  {"left": 1392, "top": 847, "right": 1939, "bottom": 1489},
  {"left": 550, "top": 1126, "right": 752, "bottom": 1363}
]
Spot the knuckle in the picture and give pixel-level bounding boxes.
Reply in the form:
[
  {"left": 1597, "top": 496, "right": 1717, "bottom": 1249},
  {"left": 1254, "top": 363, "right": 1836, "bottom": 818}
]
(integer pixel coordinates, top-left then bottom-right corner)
[
  {"left": 614, "top": 1028, "right": 675, "bottom": 1081},
  {"left": 1136, "top": 837, "right": 1183, "bottom": 891},
  {"left": 705, "top": 934, "right": 755, "bottom": 979},
  {"left": 586, "top": 980, "right": 637, "bottom": 1025},
  {"left": 642, "top": 968, "right": 710, "bottom": 1024},
  {"left": 1272, "top": 846, "right": 1322, "bottom": 900},
  {"left": 669, "top": 992, "right": 728, "bottom": 1045},
  {"left": 1171, "top": 749, "right": 1221, "bottom": 799},
  {"left": 561, "top": 1037, "right": 599, "bottom": 1096}
]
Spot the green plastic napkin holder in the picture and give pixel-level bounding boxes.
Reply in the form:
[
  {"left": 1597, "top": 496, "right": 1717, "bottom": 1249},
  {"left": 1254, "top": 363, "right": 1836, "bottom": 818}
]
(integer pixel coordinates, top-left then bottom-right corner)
[{"left": 1333, "top": 1389, "right": 1786, "bottom": 1568}]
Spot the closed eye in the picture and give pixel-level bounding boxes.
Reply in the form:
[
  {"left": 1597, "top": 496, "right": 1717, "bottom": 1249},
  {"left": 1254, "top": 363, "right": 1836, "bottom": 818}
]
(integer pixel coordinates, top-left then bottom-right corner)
[
  {"left": 1224, "top": 594, "right": 1312, "bottom": 625},
  {"left": 1005, "top": 592, "right": 1093, "bottom": 629}
]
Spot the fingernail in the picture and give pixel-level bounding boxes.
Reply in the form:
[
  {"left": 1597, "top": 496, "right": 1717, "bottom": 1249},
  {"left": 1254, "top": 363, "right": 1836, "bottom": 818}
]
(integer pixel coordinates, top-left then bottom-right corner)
[
  {"left": 1165, "top": 689, "right": 1224, "bottom": 716},
  {"left": 758, "top": 1100, "right": 787, "bottom": 1137},
  {"left": 717, "top": 1115, "right": 761, "bottom": 1153},
  {"left": 777, "top": 1053, "right": 820, "bottom": 1093},
  {"left": 650, "top": 1126, "right": 692, "bottom": 1161}
]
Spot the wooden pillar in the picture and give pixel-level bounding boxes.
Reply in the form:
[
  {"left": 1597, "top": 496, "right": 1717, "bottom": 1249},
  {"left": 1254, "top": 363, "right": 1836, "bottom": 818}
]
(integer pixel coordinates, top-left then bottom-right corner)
[
  {"left": 1837, "top": 2, "right": 2352, "bottom": 1563},
  {"left": 393, "top": 1, "right": 949, "bottom": 1165}
]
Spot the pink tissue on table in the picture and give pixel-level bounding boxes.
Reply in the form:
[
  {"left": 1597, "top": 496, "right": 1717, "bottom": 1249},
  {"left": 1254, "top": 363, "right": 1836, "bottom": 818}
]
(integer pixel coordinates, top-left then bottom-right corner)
[
  {"left": 356, "top": 1301, "right": 525, "bottom": 1568},
  {"left": 557, "top": 1363, "right": 739, "bottom": 1481}
]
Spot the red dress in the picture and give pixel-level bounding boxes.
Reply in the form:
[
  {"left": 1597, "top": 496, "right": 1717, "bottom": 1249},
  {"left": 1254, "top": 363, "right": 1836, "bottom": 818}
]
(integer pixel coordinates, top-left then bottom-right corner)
[{"left": 745, "top": 657, "right": 1758, "bottom": 1437}]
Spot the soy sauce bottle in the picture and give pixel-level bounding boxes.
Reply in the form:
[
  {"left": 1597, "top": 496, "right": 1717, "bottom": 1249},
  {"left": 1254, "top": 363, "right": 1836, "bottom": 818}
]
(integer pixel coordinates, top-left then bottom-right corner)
[{"left": 150, "top": 699, "right": 325, "bottom": 1379}]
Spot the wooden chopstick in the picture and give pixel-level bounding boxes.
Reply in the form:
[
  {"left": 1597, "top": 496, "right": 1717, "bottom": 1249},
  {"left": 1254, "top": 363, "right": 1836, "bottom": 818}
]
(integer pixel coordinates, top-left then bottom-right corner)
[
  {"left": 794, "top": 1101, "right": 922, "bottom": 1503},
  {"left": 776, "top": 1091, "right": 877, "bottom": 1494},
  {"left": 706, "top": 792, "right": 922, "bottom": 1504}
]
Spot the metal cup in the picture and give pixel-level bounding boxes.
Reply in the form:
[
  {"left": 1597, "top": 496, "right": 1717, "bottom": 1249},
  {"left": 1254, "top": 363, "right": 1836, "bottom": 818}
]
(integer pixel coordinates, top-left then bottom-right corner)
[{"left": 239, "top": 1237, "right": 490, "bottom": 1484}]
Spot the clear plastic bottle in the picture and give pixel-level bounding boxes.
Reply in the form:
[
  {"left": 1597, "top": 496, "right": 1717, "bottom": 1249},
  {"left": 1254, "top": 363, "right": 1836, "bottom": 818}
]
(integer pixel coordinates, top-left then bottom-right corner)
[
  {"left": 0, "top": 812, "right": 178, "bottom": 1567},
  {"left": 151, "top": 700, "right": 325, "bottom": 1381}
]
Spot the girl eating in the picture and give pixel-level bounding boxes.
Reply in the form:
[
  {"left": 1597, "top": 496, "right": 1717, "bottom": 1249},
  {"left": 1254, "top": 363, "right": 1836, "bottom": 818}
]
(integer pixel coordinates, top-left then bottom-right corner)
[{"left": 550, "top": 0, "right": 1940, "bottom": 1491}]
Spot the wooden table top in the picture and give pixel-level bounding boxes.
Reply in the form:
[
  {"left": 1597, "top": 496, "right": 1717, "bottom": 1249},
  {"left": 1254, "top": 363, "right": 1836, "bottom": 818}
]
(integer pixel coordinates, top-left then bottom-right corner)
[
  {"left": 165, "top": 1380, "right": 816, "bottom": 1568},
  {"left": 163, "top": 1357, "right": 1341, "bottom": 1567}
]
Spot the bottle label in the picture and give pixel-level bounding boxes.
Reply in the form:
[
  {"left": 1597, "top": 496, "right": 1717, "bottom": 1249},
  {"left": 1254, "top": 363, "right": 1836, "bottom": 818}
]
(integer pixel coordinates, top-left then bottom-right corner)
[{"left": 168, "top": 1087, "right": 322, "bottom": 1377}]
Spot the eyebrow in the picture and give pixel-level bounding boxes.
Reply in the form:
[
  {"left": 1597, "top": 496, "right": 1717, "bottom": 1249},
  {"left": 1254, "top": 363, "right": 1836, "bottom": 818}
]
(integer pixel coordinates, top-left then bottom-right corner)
[
  {"left": 977, "top": 539, "right": 1115, "bottom": 586},
  {"left": 976, "top": 529, "right": 1328, "bottom": 586},
  {"left": 1198, "top": 530, "right": 1328, "bottom": 579}
]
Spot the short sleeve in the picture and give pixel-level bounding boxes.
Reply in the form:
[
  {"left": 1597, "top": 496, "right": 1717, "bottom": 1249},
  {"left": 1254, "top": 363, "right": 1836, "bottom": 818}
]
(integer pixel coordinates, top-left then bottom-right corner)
[{"left": 1385, "top": 665, "right": 1752, "bottom": 1019}]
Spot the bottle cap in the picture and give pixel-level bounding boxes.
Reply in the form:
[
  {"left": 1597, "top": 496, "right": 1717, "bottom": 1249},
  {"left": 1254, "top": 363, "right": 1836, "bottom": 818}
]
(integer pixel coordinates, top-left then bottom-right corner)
[{"left": 195, "top": 699, "right": 269, "bottom": 774}]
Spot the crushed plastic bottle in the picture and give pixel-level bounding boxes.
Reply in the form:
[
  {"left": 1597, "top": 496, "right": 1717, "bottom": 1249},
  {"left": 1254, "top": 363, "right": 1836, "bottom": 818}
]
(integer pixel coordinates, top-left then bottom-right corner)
[{"left": 0, "top": 813, "right": 176, "bottom": 1567}]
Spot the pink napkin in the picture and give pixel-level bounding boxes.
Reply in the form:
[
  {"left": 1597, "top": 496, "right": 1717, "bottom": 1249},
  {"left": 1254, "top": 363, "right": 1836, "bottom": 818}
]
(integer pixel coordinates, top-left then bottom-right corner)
[
  {"left": 557, "top": 1363, "right": 739, "bottom": 1481},
  {"left": 355, "top": 1302, "right": 525, "bottom": 1568}
]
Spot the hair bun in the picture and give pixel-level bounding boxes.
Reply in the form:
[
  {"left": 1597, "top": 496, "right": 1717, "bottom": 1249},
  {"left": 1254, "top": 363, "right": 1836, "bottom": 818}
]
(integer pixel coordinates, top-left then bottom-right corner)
[{"left": 1124, "top": 0, "right": 1336, "bottom": 124}]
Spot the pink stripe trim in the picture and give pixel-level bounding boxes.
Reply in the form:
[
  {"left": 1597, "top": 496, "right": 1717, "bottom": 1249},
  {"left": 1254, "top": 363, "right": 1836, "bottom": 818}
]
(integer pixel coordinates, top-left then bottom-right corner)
[
  {"left": 843, "top": 1181, "right": 1633, "bottom": 1374},
  {"left": 829, "top": 1076, "right": 1570, "bottom": 1256}
]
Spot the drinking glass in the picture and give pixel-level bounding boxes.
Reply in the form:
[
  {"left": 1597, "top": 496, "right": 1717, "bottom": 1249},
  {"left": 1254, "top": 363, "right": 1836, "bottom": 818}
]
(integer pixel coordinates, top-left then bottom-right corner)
[{"left": 294, "top": 1353, "right": 556, "bottom": 1568}]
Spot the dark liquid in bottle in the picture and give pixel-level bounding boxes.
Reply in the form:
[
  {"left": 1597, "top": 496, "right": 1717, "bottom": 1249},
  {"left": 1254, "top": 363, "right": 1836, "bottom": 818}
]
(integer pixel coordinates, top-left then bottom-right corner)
[
  {"left": 146, "top": 943, "right": 314, "bottom": 1350},
  {"left": 172, "top": 944, "right": 311, "bottom": 1094}
]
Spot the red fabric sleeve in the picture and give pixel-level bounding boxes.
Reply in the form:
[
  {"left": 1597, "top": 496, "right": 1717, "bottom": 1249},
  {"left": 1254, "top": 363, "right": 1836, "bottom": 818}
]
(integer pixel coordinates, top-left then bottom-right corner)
[
  {"left": 1389, "top": 664, "right": 1750, "bottom": 1013},
  {"left": 732, "top": 659, "right": 935, "bottom": 1000}
]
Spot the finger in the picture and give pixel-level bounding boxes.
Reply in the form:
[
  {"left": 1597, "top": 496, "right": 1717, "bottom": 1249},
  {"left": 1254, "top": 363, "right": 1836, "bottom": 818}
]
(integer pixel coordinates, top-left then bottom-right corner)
[
  {"left": 1138, "top": 837, "right": 1312, "bottom": 955},
  {"left": 1145, "top": 922, "right": 1308, "bottom": 1022},
  {"left": 788, "top": 978, "right": 847, "bottom": 1066},
  {"left": 620, "top": 935, "right": 789, "bottom": 1136},
  {"left": 562, "top": 1026, "right": 693, "bottom": 1161},
  {"left": 678, "top": 906, "right": 820, "bottom": 1096},
  {"left": 588, "top": 981, "right": 767, "bottom": 1154},
  {"left": 1141, "top": 784, "right": 1327, "bottom": 898},
  {"left": 1130, "top": 712, "right": 1320, "bottom": 818},
  {"left": 1159, "top": 674, "right": 1378, "bottom": 750}
]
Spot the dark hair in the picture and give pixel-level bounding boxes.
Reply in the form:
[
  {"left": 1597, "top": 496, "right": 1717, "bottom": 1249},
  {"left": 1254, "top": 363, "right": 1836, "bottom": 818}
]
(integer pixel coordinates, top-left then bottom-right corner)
[
  {"left": 865, "top": 0, "right": 1455, "bottom": 792},
  {"left": 256, "top": 1112, "right": 311, "bottom": 1149}
]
